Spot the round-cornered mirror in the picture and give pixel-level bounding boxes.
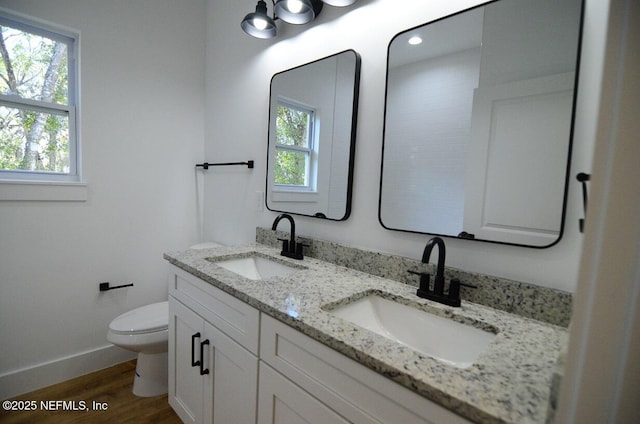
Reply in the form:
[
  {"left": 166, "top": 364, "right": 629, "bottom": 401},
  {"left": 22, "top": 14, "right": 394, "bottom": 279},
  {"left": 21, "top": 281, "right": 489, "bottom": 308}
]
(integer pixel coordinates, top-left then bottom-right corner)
[
  {"left": 266, "top": 50, "right": 361, "bottom": 220},
  {"left": 379, "top": 0, "right": 584, "bottom": 247}
]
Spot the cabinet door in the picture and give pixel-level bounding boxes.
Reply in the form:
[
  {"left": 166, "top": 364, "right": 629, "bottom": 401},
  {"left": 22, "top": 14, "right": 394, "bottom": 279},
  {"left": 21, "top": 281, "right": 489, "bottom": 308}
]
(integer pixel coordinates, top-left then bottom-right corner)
[
  {"left": 261, "top": 314, "right": 470, "bottom": 424},
  {"left": 169, "top": 297, "right": 205, "bottom": 424},
  {"left": 258, "top": 363, "right": 350, "bottom": 424},
  {"left": 203, "top": 321, "right": 258, "bottom": 424}
]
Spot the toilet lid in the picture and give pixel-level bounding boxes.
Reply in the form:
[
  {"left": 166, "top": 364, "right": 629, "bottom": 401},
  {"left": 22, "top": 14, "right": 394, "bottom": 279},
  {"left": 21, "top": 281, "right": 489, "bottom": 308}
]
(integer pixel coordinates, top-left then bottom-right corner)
[{"left": 109, "top": 301, "right": 168, "bottom": 334}]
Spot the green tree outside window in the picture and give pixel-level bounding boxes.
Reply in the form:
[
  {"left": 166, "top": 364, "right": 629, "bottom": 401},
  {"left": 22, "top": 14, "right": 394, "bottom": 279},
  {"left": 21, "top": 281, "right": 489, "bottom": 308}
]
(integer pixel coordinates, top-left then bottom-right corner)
[
  {"left": 0, "top": 20, "right": 71, "bottom": 173},
  {"left": 275, "top": 102, "right": 314, "bottom": 187}
]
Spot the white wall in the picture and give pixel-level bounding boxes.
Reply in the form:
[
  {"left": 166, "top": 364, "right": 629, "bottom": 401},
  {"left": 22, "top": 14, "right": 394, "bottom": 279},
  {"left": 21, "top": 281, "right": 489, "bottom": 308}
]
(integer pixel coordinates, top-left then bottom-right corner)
[
  {"left": 0, "top": 0, "right": 205, "bottom": 397},
  {"left": 381, "top": 48, "right": 481, "bottom": 234},
  {"left": 204, "top": 0, "right": 601, "bottom": 292},
  {"left": 480, "top": 0, "right": 583, "bottom": 86}
]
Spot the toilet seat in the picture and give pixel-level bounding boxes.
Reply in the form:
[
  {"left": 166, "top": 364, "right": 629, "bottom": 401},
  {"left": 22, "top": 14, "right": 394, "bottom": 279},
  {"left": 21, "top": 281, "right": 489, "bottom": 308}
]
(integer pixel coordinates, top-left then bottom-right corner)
[{"left": 109, "top": 301, "right": 168, "bottom": 335}]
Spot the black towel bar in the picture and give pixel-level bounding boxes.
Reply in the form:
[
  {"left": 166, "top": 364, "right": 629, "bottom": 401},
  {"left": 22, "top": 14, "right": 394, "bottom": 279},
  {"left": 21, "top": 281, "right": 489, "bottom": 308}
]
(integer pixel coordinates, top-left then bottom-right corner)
[{"left": 196, "top": 160, "right": 254, "bottom": 169}]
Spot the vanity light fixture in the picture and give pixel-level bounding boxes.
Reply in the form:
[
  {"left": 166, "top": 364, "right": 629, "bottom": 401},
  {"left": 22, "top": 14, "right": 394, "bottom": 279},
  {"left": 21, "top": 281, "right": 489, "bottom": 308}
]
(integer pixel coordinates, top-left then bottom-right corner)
[
  {"left": 241, "top": 0, "right": 358, "bottom": 39},
  {"left": 241, "top": 0, "right": 278, "bottom": 39}
]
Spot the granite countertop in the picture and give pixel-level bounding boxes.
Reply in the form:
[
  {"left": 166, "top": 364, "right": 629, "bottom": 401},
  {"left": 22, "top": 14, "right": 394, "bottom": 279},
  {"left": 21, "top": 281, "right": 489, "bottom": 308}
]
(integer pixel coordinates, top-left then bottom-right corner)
[{"left": 164, "top": 244, "right": 566, "bottom": 424}]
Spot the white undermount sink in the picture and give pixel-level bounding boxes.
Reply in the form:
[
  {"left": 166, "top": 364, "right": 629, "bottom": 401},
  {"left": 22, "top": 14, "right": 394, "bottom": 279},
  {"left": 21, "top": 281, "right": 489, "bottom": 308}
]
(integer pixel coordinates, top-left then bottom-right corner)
[
  {"left": 325, "top": 294, "right": 496, "bottom": 368},
  {"left": 209, "top": 253, "right": 302, "bottom": 281}
]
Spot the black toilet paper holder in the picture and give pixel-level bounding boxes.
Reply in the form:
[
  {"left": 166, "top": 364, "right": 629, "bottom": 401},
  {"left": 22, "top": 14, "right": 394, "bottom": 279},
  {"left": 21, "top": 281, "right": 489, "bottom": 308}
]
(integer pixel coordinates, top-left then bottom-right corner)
[{"left": 99, "top": 282, "right": 134, "bottom": 291}]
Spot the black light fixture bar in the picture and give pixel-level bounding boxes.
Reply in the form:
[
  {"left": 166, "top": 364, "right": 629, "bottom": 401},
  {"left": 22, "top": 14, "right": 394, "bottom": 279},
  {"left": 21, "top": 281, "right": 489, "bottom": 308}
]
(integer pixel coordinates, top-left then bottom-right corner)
[{"left": 196, "top": 160, "right": 255, "bottom": 170}]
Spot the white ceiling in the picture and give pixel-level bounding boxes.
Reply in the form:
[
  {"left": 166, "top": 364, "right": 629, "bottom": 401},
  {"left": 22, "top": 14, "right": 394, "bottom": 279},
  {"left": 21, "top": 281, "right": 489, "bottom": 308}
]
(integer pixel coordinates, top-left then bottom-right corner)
[{"left": 388, "top": 6, "right": 484, "bottom": 69}]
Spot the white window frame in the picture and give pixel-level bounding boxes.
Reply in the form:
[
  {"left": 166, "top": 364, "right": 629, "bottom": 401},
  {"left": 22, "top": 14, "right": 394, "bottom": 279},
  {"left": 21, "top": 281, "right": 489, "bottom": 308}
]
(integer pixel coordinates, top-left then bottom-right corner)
[
  {"left": 274, "top": 99, "right": 317, "bottom": 193},
  {"left": 0, "top": 9, "right": 84, "bottom": 201}
]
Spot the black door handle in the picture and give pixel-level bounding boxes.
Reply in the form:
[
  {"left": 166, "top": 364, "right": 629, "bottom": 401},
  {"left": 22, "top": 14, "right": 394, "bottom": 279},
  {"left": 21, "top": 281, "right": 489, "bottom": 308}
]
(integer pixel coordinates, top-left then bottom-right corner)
[
  {"left": 191, "top": 332, "right": 201, "bottom": 367},
  {"left": 199, "top": 339, "right": 210, "bottom": 375}
]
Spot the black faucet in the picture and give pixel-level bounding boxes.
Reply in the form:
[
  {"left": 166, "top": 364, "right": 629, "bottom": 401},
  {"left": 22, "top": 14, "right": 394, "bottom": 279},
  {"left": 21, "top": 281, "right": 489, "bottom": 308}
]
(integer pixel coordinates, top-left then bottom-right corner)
[
  {"left": 422, "top": 237, "right": 447, "bottom": 295},
  {"left": 408, "top": 237, "right": 474, "bottom": 307},
  {"left": 271, "top": 213, "right": 305, "bottom": 260}
]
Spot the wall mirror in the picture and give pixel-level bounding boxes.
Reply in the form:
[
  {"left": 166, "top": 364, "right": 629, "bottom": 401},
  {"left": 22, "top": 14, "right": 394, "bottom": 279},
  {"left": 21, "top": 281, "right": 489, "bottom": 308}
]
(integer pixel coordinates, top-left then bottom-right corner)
[
  {"left": 379, "top": 0, "right": 583, "bottom": 247},
  {"left": 266, "top": 50, "right": 361, "bottom": 220}
]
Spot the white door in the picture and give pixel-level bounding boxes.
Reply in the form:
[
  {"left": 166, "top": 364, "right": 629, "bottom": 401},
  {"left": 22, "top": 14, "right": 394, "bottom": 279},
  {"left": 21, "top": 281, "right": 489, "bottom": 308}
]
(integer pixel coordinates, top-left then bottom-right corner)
[{"left": 463, "top": 72, "right": 574, "bottom": 246}]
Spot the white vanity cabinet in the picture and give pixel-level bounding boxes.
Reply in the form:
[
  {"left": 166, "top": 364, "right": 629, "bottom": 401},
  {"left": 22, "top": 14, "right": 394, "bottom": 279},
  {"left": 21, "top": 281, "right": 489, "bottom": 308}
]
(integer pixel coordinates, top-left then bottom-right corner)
[
  {"left": 167, "top": 266, "right": 259, "bottom": 424},
  {"left": 258, "top": 314, "right": 471, "bottom": 424},
  {"left": 167, "top": 265, "right": 471, "bottom": 424}
]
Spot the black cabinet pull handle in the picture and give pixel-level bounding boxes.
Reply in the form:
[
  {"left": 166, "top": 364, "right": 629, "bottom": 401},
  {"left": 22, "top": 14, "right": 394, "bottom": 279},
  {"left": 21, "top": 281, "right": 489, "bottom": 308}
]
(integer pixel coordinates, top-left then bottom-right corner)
[
  {"left": 191, "top": 332, "right": 201, "bottom": 367},
  {"left": 199, "top": 340, "right": 210, "bottom": 375}
]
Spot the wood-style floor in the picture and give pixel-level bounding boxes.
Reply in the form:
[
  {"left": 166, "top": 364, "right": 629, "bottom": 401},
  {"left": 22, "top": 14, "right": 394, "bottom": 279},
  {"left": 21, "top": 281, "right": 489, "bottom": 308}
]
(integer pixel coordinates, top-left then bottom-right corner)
[{"left": 0, "top": 360, "right": 182, "bottom": 424}]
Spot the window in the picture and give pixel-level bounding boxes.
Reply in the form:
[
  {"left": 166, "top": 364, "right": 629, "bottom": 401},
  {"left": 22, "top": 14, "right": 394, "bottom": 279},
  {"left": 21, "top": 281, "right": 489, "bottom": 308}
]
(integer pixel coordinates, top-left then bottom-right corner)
[
  {"left": 0, "top": 12, "right": 78, "bottom": 182},
  {"left": 274, "top": 100, "right": 316, "bottom": 190}
]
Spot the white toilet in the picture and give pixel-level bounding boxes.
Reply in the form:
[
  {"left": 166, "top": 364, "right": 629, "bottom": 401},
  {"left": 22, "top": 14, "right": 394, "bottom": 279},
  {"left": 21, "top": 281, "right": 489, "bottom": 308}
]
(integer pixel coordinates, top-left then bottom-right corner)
[
  {"left": 107, "top": 301, "right": 169, "bottom": 397},
  {"left": 107, "top": 242, "right": 222, "bottom": 396}
]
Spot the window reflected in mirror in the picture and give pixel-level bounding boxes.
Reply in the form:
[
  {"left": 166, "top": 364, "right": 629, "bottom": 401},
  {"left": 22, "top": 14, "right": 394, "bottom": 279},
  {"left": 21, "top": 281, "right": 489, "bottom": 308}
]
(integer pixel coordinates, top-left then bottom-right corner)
[{"left": 274, "top": 102, "right": 315, "bottom": 189}]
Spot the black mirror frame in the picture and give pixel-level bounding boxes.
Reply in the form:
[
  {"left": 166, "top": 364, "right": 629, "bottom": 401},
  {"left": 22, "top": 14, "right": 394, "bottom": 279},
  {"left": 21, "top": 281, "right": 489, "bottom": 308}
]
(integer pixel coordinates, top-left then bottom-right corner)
[
  {"left": 377, "top": 0, "right": 585, "bottom": 248},
  {"left": 265, "top": 49, "right": 361, "bottom": 221}
]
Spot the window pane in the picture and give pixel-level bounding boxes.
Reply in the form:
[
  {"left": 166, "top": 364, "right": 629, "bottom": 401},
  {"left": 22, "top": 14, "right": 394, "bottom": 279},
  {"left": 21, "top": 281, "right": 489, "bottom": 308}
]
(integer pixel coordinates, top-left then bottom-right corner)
[
  {"left": 0, "top": 105, "right": 69, "bottom": 173},
  {"left": 274, "top": 149, "right": 307, "bottom": 186},
  {"left": 276, "top": 104, "right": 311, "bottom": 147},
  {"left": 0, "top": 25, "right": 68, "bottom": 105}
]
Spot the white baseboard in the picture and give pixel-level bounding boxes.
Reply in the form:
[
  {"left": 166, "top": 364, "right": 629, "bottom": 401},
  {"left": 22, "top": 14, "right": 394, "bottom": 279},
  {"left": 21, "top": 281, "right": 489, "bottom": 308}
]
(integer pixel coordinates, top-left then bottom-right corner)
[{"left": 0, "top": 344, "right": 136, "bottom": 400}]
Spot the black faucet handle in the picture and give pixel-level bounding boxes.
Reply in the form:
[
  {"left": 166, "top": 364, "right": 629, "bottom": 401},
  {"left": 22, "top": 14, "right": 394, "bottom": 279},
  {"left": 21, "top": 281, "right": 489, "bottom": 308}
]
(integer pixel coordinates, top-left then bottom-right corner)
[
  {"left": 277, "top": 238, "right": 289, "bottom": 252},
  {"left": 295, "top": 242, "right": 308, "bottom": 256},
  {"left": 407, "top": 269, "right": 430, "bottom": 281},
  {"left": 448, "top": 278, "right": 461, "bottom": 300},
  {"left": 409, "top": 269, "right": 435, "bottom": 276},
  {"left": 277, "top": 238, "right": 305, "bottom": 260},
  {"left": 448, "top": 279, "right": 477, "bottom": 302},
  {"left": 408, "top": 269, "right": 432, "bottom": 295}
]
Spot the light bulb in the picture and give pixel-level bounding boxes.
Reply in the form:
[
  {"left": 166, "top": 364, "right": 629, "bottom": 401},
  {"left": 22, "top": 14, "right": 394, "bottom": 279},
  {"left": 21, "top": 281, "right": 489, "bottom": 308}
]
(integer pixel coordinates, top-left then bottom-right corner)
[
  {"left": 253, "top": 17, "right": 268, "bottom": 30},
  {"left": 287, "top": 0, "right": 304, "bottom": 13}
]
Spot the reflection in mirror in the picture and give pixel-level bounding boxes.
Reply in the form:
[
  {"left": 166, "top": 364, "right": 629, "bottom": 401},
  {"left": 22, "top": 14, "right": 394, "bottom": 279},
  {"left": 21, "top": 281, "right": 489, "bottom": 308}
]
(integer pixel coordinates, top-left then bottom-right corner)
[
  {"left": 379, "top": 0, "right": 583, "bottom": 247},
  {"left": 267, "top": 50, "right": 361, "bottom": 220}
]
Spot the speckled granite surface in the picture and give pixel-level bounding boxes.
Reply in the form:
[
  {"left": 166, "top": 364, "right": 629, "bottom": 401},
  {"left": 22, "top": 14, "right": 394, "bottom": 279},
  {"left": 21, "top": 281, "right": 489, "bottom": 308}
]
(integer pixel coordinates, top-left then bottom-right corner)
[
  {"left": 257, "top": 227, "right": 572, "bottom": 327},
  {"left": 164, "top": 244, "right": 567, "bottom": 424}
]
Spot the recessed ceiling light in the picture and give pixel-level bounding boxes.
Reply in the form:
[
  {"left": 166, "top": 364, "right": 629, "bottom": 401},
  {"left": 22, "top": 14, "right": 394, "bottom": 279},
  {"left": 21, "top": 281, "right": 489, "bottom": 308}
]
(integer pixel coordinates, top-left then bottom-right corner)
[{"left": 408, "top": 36, "right": 423, "bottom": 45}]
